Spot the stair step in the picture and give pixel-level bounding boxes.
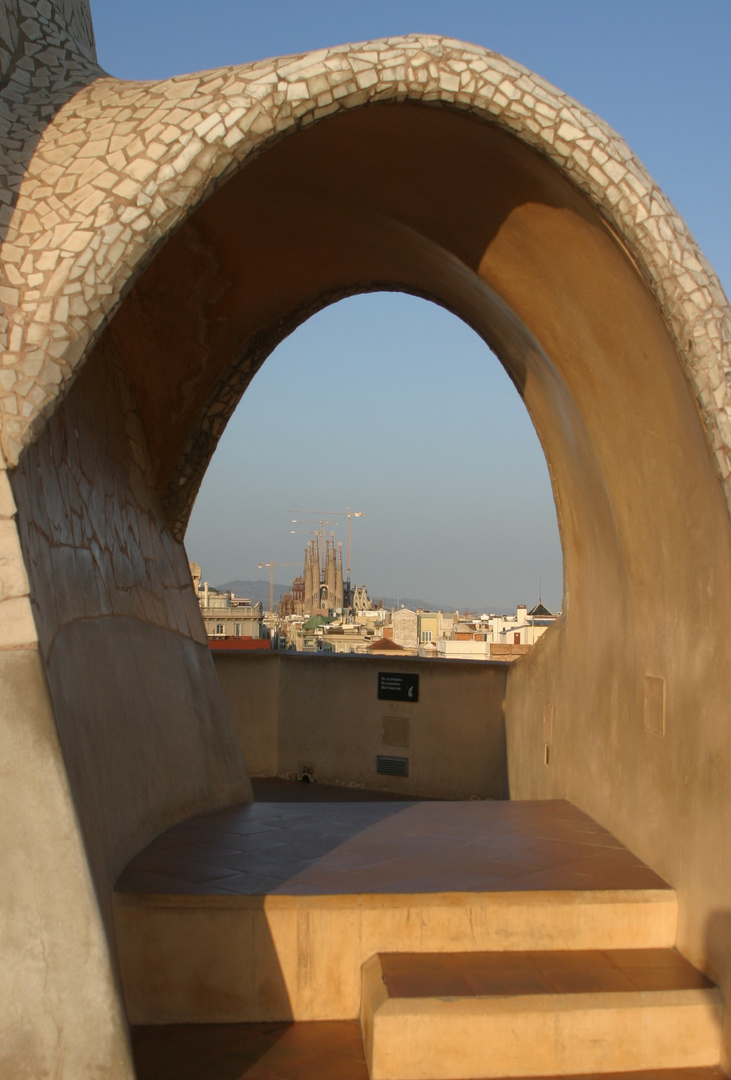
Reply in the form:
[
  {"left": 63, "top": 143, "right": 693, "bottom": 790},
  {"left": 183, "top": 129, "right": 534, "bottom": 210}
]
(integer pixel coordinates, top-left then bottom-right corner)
[{"left": 361, "top": 950, "right": 722, "bottom": 1080}]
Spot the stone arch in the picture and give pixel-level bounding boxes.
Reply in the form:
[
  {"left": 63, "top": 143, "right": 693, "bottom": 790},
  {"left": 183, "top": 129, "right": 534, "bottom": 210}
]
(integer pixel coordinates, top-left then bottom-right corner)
[
  {"left": 11, "top": 32, "right": 731, "bottom": 921},
  {"left": 5, "top": 6, "right": 731, "bottom": 1076},
  {"left": 3, "top": 34, "right": 730, "bottom": 489}
]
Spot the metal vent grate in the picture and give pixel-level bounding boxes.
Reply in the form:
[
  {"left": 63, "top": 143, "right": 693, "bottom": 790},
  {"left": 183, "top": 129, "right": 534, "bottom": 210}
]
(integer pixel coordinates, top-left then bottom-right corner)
[{"left": 377, "top": 754, "right": 409, "bottom": 777}]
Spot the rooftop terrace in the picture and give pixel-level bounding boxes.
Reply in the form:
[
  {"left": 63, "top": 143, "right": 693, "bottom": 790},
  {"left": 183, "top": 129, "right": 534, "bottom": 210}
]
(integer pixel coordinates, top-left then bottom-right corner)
[{"left": 115, "top": 781, "right": 721, "bottom": 1080}]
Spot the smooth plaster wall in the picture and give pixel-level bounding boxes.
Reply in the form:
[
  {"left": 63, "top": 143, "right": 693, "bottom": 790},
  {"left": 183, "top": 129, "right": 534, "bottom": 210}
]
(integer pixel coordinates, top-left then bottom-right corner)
[
  {"left": 214, "top": 651, "right": 280, "bottom": 777},
  {"left": 505, "top": 489, "right": 731, "bottom": 1009},
  {"left": 10, "top": 336, "right": 252, "bottom": 917},
  {"left": 0, "top": 646, "right": 135, "bottom": 1079},
  {"left": 214, "top": 652, "right": 509, "bottom": 799}
]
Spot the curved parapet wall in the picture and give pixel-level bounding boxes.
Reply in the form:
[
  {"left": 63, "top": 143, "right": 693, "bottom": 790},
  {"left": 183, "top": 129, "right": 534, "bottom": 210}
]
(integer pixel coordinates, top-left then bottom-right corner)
[{"left": 3, "top": 4, "right": 731, "bottom": 1077}]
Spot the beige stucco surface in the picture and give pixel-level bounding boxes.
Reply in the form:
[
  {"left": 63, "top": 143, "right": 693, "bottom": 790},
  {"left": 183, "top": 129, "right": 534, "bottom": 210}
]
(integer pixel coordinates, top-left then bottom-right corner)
[
  {"left": 0, "top": 646, "right": 134, "bottom": 1079},
  {"left": 3, "top": 1, "right": 731, "bottom": 1075},
  {"left": 10, "top": 316, "right": 252, "bottom": 916},
  {"left": 215, "top": 652, "right": 508, "bottom": 799}
]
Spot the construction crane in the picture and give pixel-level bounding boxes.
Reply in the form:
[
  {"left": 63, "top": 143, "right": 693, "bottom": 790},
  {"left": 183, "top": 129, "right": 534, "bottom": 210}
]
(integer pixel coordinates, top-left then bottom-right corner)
[
  {"left": 289, "top": 508, "right": 364, "bottom": 586},
  {"left": 290, "top": 518, "right": 339, "bottom": 569},
  {"left": 257, "top": 561, "right": 298, "bottom": 617},
  {"left": 291, "top": 517, "right": 339, "bottom": 534}
]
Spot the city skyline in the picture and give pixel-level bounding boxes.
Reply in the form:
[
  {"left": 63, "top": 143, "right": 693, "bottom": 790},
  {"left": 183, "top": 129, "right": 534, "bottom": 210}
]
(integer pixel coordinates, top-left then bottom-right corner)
[
  {"left": 185, "top": 295, "right": 563, "bottom": 613},
  {"left": 91, "top": 0, "right": 731, "bottom": 614}
]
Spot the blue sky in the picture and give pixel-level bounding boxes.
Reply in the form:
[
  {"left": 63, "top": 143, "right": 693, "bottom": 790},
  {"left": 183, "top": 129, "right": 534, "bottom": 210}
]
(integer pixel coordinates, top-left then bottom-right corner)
[{"left": 89, "top": 1, "right": 731, "bottom": 613}]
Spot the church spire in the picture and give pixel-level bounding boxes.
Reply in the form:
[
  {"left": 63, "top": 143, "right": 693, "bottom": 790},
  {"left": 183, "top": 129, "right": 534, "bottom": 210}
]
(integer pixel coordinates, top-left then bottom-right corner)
[{"left": 336, "top": 541, "right": 344, "bottom": 609}]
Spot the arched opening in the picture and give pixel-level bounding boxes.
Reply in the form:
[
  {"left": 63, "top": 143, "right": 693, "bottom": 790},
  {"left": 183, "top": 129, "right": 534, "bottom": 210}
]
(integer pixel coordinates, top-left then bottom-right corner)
[
  {"left": 184, "top": 287, "right": 564, "bottom": 795},
  {"left": 185, "top": 291, "right": 564, "bottom": 616},
  {"left": 9, "top": 99, "right": 731, "bottom": 1060}
]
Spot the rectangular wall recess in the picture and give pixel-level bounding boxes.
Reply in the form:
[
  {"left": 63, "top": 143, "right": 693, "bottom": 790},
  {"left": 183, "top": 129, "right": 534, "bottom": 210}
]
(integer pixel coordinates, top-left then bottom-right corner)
[
  {"left": 644, "top": 674, "right": 666, "bottom": 736},
  {"left": 382, "top": 716, "right": 410, "bottom": 748},
  {"left": 543, "top": 703, "right": 554, "bottom": 743}
]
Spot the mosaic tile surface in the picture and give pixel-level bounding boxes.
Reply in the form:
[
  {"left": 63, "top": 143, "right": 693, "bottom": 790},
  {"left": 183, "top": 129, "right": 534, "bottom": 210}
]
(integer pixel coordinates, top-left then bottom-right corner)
[{"left": 1, "top": 2, "right": 730, "bottom": 491}]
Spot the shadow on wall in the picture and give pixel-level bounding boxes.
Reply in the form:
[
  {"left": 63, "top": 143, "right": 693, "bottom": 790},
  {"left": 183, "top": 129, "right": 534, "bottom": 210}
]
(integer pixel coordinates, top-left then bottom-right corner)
[
  {"left": 116, "top": 893, "right": 294, "bottom": 1026},
  {"left": 130, "top": 1022, "right": 305, "bottom": 1080},
  {"left": 10, "top": 275, "right": 250, "bottom": 943}
]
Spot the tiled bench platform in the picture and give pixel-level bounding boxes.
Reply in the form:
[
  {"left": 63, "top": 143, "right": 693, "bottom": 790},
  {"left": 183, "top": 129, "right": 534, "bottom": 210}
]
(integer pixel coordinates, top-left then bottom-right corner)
[
  {"left": 114, "top": 798, "right": 676, "bottom": 1024},
  {"left": 115, "top": 785, "right": 723, "bottom": 1078}
]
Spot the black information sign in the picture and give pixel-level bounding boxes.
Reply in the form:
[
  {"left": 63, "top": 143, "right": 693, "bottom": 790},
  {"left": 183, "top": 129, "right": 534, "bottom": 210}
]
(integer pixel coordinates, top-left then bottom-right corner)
[{"left": 378, "top": 672, "right": 419, "bottom": 703}]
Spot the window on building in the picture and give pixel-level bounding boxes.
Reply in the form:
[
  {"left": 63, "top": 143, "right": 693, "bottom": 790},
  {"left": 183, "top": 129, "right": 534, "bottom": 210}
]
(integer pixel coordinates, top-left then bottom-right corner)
[
  {"left": 422, "top": 630, "right": 432, "bottom": 642},
  {"left": 216, "top": 623, "right": 224, "bottom": 635}
]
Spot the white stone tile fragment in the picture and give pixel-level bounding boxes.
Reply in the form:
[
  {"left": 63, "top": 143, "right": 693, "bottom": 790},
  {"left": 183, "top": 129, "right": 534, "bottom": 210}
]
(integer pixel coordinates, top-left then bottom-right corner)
[
  {"left": 286, "top": 81, "right": 308, "bottom": 101},
  {"left": 557, "top": 122, "right": 583, "bottom": 142},
  {"left": 125, "top": 158, "right": 158, "bottom": 182},
  {"left": 356, "top": 69, "right": 378, "bottom": 90},
  {"left": 171, "top": 136, "right": 204, "bottom": 173},
  {"left": 0, "top": 283, "right": 19, "bottom": 308}
]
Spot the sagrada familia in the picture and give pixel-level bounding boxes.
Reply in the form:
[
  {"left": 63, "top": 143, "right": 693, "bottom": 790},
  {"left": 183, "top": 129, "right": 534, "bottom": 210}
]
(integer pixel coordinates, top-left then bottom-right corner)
[
  {"left": 304, "top": 533, "right": 345, "bottom": 614},
  {"left": 281, "top": 534, "right": 345, "bottom": 616}
]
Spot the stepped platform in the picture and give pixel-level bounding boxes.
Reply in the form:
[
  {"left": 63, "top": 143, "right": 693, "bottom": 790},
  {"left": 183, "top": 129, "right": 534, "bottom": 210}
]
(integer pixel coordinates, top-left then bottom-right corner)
[
  {"left": 115, "top": 781, "right": 722, "bottom": 1079},
  {"left": 114, "top": 786, "right": 675, "bottom": 1026}
]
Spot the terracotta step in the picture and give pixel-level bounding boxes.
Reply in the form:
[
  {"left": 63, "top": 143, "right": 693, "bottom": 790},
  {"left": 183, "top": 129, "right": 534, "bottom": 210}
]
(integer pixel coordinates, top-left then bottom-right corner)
[{"left": 361, "top": 949, "right": 722, "bottom": 1080}]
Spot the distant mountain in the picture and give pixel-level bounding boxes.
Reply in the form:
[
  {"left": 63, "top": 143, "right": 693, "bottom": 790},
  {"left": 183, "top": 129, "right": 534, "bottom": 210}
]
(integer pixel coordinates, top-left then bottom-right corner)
[
  {"left": 215, "top": 579, "right": 288, "bottom": 607},
  {"left": 372, "top": 596, "right": 438, "bottom": 612},
  {"left": 215, "top": 580, "right": 494, "bottom": 615}
]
